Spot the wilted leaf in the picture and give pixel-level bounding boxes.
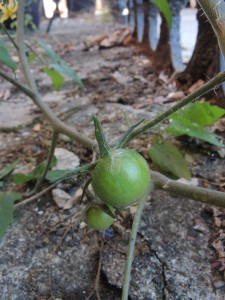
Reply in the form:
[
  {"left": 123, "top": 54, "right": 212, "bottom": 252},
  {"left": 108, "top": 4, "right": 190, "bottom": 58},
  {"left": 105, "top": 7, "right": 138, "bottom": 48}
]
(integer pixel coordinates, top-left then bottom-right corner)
[
  {"left": 43, "top": 67, "right": 64, "bottom": 90},
  {"left": 0, "top": 192, "right": 22, "bottom": 239},
  {"left": 0, "top": 40, "right": 17, "bottom": 70},
  {"left": 148, "top": 140, "right": 191, "bottom": 179}
]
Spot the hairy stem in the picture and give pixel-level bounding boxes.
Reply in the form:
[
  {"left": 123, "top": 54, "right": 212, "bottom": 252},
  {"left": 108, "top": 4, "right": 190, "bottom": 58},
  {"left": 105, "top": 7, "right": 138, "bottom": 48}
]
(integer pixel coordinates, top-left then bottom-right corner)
[
  {"left": 198, "top": 0, "right": 225, "bottom": 59},
  {"left": 152, "top": 171, "right": 225, "bottom": 207},
  {"left": 122, "top": 194, "right": 148, "bottom": 300},
  {"left": 125, "top": 70, "right": 225, "bottom": 144}
]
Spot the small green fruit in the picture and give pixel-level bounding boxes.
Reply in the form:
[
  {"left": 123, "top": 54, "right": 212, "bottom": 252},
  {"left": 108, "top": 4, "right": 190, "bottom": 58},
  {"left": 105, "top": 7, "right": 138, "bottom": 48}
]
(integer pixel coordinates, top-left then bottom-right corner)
[
  {"left": 85, "top": 206, "right": 114, "bottom": 230},
  {"left": 92, "top": 149, "right": 150, "bottom": 207}
]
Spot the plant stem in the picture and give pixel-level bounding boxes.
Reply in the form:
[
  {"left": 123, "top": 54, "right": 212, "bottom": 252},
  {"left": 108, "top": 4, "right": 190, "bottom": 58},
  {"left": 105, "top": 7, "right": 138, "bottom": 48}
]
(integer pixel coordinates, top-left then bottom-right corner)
[
  {"left": 152, "top": 171, "right": 225, "bottom": 207},
  {"left": 0, "top": 70, "right": 35, "bottom": 98},
  {"left": 34, "top": 130, "right": 59, "bottom": 191},
  {"left": 125, "top": 70, "right": 225, "bottom": 144},
  {"left": 15, "top": 162, "right": 97, "bottom": 208},
  {"left": 14, "top": 0, "right": 94, "bottom": 150},
  {"left": 122, "top": 194, "right": 148, "bottom": 300},
  {"left": 198, "top": 0, "right": 225, "bottom": 59}
]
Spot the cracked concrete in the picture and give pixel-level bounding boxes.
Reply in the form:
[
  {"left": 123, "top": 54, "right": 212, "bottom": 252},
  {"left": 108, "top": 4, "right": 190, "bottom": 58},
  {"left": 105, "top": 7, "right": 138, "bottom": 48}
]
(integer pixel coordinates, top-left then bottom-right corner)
[{"left": 102, "top": 190, "right": 225, "bottom": 299}]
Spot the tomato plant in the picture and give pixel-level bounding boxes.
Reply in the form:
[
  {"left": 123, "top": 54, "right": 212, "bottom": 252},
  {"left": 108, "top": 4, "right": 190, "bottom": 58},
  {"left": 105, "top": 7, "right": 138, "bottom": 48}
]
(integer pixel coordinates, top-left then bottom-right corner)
[
  {"left": 92, "top": 149, "right": 151, "bottom": 207},
  {"left": 85, "top": 205, "right": 115, "bottom": 230}
]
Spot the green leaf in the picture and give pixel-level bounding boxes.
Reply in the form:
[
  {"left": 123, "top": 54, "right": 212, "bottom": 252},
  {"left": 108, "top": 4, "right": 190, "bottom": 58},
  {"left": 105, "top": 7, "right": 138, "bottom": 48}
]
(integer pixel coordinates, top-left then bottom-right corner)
[
  {"left": 148, "top": 140, "right": 191, "bottom": 179},
  {"left": 167, "top": 102, "right": 225, "bottom": 147},
  {"left": 37, "top": 40, "right": 85, "bottom": 89},
  {"left": 167, "top": 120, "right": 224, "bottom": 147},
  {"left": 0, "top": 39, "right": 17, "bottom": 70},
  {"left": 13, "top": 157, "right": 57, "bottom": 184},
  {"left": 46, "top": 163, "right": 97, "bottom": 183},
  {"left": 51, "top": 63, "right": 85, "bottom": 89},
  {"left": 0, "top": 192, "right": 22, "bottom": 240},
  {"left": 43, "top": 67, "right": 64, "bottom": 90},
  {"left": 0, "top": 159, "right": 19, "bottom": 180},
  {"left": 28, "top": 52, "right": 37, "bottom": 64},
  {"left": 37, "top": 40, "right": 61, "bottom": 64},
  {"left": 13, "top": 173, "right": 35, "bottom": 184},
  {"left": 170, "top": 102, "right": 225, "bottom": 128},
  {"left": 152, "top": 0, "right": 172, "bottom": 29},
  {"left": 46, "top": 169, "right": 75, "bottom": 182}
]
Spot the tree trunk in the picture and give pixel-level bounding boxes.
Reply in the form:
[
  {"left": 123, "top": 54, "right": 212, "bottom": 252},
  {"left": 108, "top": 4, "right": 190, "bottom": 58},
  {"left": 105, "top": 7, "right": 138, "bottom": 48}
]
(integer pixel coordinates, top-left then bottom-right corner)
[
  {"left": 175, "top": 4, "right": 225, "bottom": 106},
  {"left": 176, "top": 4, "right": 220, "bottom": 87}
]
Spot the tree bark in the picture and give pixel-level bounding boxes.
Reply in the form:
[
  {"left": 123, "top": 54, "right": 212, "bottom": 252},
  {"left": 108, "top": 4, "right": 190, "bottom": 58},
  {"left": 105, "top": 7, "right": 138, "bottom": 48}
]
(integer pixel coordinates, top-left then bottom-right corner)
[{"left": 176, "top": 4, "right": 220, "bottom": 87}]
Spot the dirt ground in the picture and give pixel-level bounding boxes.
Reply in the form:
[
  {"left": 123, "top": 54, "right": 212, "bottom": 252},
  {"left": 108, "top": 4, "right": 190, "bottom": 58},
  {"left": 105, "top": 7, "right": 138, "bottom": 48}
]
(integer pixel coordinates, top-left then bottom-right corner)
[{"left": 0, "top": 13, "right": 225, "bottom": 300}]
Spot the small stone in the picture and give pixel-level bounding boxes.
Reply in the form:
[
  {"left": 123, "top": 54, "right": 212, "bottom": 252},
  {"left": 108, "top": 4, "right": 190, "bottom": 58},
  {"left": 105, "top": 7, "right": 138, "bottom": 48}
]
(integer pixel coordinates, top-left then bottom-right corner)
[
  {"left": 53, "top": 147, "right": 80, "bottom": 171},
  {"left": 213, "top": 280, "right": 225, "bottom": 289},
  {"left": 112, "top": 71, "right": 131, "bottom": 85},
  {"left": 193, "top": 223, "right": 206, "bottom": 233},
  {"left": 33, "top": 123, "right": 41, "bottom": 132},
  {"left": 167, "top": 91, "right": 185, "bottom": 100},
  {"left": 52, "top": 188, "right": 71, "bottom": 208},
  {"left": 188, "top": 79, "right": 204, "bottom": 93}
]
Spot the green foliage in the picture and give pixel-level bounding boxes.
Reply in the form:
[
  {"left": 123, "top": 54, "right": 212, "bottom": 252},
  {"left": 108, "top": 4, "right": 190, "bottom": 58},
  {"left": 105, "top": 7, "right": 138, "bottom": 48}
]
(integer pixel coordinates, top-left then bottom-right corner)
[
  {"left": 37, "top": 40, "right": 85, "bottom": 90},
  {"left": 24, "top": 13, "right": 37, "bottom": 32},
  {"left": 0, "top": 39, "right": 17, "bottom": 70},
  {"left": 148, "top": 139, "right": 191, "bottom": 179},
  {"left": 46, "top": 169, "right": 75, "bottom": 182},
  {"left": 0, "top": 192, "right": 22, "bottom": 240},
  {"left": 27, "top": 52, "right": 37, "bottom": 64},
  {"left": 152, "top": 0, "right": 172, "bottom": 29},
  {"left": 13, "top": 157, "right": 57, "bottom": 184},
  {"left": 46, "top": 162, "right": 97, "bottom": 183},
  {"left": 167, "top": 102, "right": 225, "bottom": 147},
  {"left": 0, "top": 159, "right": 19, "bottom": 180},
  {"left": 43, "top": 67, "right": 65, "bottom": 90}
]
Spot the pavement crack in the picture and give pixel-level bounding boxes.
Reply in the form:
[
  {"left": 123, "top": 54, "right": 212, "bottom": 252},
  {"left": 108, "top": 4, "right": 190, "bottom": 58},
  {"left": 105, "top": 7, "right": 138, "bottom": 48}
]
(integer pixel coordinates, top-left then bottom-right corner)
[{"left": 151, "top": 248, "right": 167, "bottom": 300}]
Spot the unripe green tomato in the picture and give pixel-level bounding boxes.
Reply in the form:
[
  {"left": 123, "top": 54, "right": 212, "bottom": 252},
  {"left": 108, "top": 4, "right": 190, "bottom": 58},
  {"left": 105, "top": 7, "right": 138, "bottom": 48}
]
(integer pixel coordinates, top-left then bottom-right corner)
[
  {"left": 92, "top": 149, "right": 150, "bottom": 207},
  {"left": 85, "top": 206, "right": 114, "bottom": 230}
]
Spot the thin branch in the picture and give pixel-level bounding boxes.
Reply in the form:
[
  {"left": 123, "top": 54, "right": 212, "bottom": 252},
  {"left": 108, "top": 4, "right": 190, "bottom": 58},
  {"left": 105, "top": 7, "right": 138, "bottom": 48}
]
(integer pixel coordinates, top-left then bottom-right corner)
[
  {"left": 152, "top": 171, "right": 225, "bottom": 208},
  {"left": 0, "top": 70, "right": 35, "bottom": 98},
  {"left": 0, "top": 23, "right": 19, "bottom": 50},
  {"left": 34, "top": 130, "right": 59, "bottom": 191},
  {"left": 14, "top": 181, "right": 58, "bottom": 208},
  {"left": 0, "top": 69, "right": 94, "bottom": 148},
  {"left": 14, "top": 162, "right": 97, "bottom": 209},
  {"left": 16, "top": 0, "right": 38, "bottom": 93}
]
